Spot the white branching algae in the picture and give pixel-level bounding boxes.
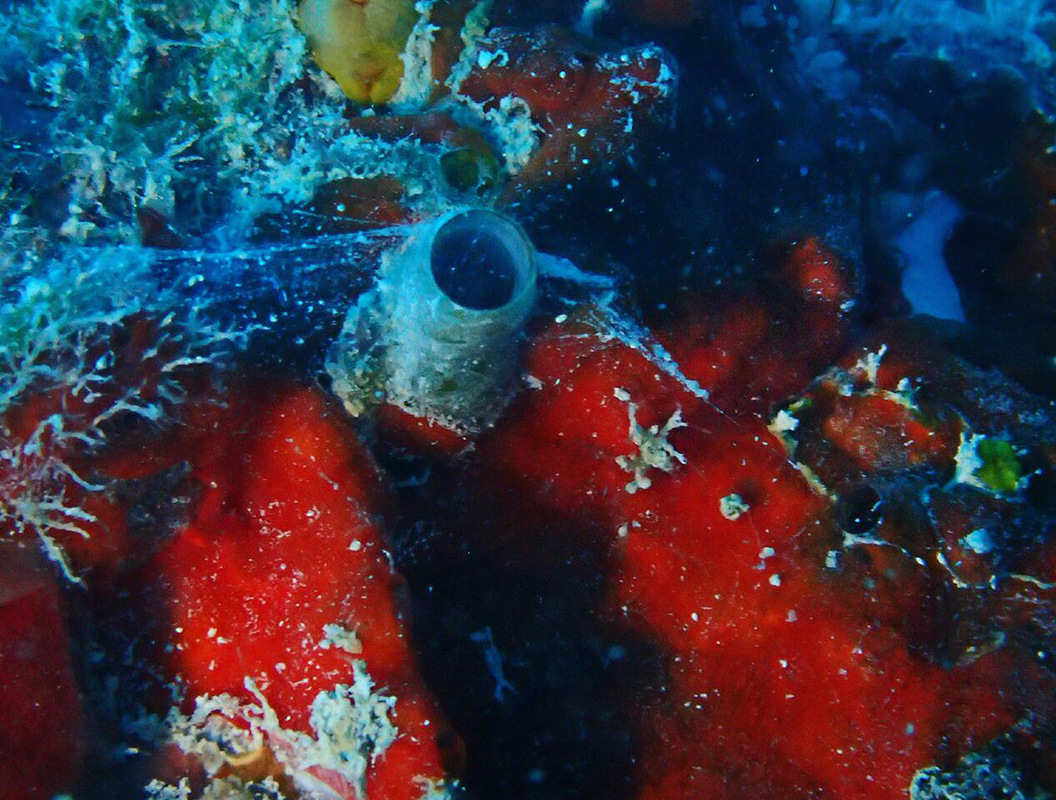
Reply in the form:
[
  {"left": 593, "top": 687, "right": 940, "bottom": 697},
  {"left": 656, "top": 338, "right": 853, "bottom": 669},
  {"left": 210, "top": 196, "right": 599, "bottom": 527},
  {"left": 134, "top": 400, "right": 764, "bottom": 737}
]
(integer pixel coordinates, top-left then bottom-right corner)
[
  {"left": 162, "top": 658, "right": 440, "bottom": 800},
  {"left": 0, "top": 248, "right": 243, "bottom": 581},
  {"left": 148, "top": 776, "right": 287, "bottom": 800},
  {"left": 4, "top": 0, "right": 306, "bottom": 239},
  {"left": 441, "top": 1, "right": 544, "bottom": 175},
  {"left": 613, "top": 387, "right": 687, "bottom": 493},
  {"left": 388, "top": 0, "right": 442, "bottom": 110},
  {"left": 168, "top": 692, "right": 265, "bottom": 776}
]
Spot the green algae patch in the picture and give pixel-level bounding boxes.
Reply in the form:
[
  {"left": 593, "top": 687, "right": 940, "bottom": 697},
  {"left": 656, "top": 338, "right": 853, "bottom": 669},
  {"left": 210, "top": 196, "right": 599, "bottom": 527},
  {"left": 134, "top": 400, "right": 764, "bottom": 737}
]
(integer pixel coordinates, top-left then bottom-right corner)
[
  {"left": 974, "top": 437, "right": 1023, "bottom": 494},
  {"left": 440, "top": 147, "right": 499, "bottom": 194},
  {"left": 955, "top": 432, "right": 1025, "bottom": 494}
]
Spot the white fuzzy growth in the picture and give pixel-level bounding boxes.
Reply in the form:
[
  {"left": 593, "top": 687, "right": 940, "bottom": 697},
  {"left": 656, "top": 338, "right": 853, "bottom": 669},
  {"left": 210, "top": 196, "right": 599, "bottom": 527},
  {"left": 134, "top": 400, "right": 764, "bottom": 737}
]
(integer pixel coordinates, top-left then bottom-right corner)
[
  {"left": 5, "top": 0, "right": 313, "bottom": 240},
  {"left": 3, "top": 0, "right": 456, "bottom": 242},
  {"left": 479, "top": 96, "right": 544, "bottom": 174},
  {"left": 719, "top": 493, "right": 750, "bottom": 521},
  {"left": 145, "top": 779, "right": 193, "bottom": 800},
  {"left": 441, "top": 1, "right": 545, "bottom": 176},
  {"left": 319, "top": 623, "right": 363, "bottom": 655},
  {"left": 389, "top": 0, "right": 441, "bottom": 110},
  {"left": 166, "top": 661, "right": 405, "bottom": 800},
  {"left": 442, "top": 0, "right": 494, "bottom": 94},
  {"left": 304, "top": 662, "right": 400, "bottom": 792},
  {"left": 168, "top": 692, "right": 264, "bottom": 774},
  {"left": 853, "top": 344, "right": 888, "bottom": 387}
]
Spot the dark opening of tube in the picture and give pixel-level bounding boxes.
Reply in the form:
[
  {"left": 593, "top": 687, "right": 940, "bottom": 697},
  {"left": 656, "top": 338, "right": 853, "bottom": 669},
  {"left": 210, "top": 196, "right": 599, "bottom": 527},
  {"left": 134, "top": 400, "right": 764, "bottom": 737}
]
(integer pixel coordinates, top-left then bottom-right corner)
[
  {"left": 431, "top": 215, "right": 519, "bottom": 311},
  {"left": 836, "top": 484, "right": 883, "bottom": 535}
]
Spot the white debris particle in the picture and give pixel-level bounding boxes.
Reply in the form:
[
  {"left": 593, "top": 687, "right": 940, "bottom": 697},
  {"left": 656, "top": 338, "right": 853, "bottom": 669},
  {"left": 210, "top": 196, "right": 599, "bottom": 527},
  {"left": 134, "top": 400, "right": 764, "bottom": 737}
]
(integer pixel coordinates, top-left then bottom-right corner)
[
  {"left": 319, "top": 623, "right": 363, "bottom": 655},
  {"left": 825, "top": 550, "right": 839, "bottom": 569},
  {"left": 769, "top": 574, "right": 783, "bottom": 587},
  {"left": 769, "top": 409, "right": 800, "bottom": 433},
  {"left": 720, "top": 493, "right": 750, "bottom": 520},
  {"left": 962, "top": 528, "right": 994, "bottom": 555}
]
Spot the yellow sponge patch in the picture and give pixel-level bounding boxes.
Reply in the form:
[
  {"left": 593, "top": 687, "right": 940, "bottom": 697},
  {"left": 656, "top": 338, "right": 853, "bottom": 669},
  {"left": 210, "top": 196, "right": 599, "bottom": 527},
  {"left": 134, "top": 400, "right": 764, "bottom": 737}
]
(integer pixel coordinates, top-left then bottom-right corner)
[{"left": 297, "top": 0, "right": 418, "bottom": 104}]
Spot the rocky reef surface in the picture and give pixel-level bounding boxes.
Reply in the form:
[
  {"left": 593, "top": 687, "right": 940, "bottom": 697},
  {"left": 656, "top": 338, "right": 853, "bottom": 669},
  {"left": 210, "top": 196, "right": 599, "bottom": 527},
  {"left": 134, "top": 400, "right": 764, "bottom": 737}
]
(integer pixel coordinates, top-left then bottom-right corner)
[{"left": 1, "top": 0, "right": 1056, "bottom": 798}]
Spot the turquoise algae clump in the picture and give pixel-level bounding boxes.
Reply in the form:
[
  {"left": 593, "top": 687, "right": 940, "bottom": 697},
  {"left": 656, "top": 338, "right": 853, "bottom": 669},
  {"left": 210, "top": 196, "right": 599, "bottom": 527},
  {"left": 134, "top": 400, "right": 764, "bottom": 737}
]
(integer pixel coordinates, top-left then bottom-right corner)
[{"left": 0, "top": 0, "right": 453, "bottom": 244}]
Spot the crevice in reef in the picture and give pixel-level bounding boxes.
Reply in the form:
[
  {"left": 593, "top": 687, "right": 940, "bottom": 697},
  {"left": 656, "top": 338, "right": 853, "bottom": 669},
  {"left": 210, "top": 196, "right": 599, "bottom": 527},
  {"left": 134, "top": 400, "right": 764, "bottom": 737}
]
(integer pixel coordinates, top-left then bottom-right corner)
[{"left": 385, "top": 449, "right": 667, "bottom": 800}]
